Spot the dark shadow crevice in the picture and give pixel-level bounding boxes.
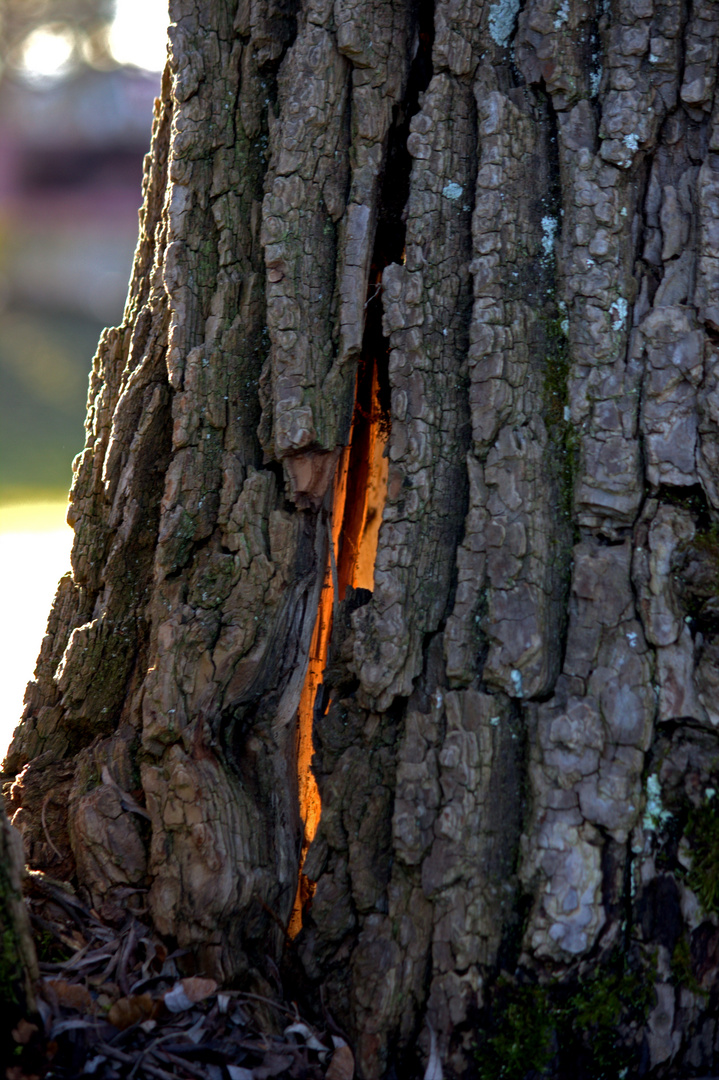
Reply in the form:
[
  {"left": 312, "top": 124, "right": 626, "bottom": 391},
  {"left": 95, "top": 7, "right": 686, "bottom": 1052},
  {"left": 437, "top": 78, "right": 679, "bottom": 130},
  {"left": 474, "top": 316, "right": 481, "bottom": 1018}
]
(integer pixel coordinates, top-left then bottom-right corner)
[{"left": 289, "top": 0, "right": 435, "bottom": 939}]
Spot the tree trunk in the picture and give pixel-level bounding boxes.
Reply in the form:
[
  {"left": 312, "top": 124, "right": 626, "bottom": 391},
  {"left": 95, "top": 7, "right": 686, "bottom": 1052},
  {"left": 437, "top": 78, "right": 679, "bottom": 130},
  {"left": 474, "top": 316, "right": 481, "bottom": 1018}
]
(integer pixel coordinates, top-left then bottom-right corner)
[
  {"left": 0, "top": 804, "right": 38, "bottom": 1050},
  {"left": 5, "top": 0, "right": 719, "bottom": 1075}
]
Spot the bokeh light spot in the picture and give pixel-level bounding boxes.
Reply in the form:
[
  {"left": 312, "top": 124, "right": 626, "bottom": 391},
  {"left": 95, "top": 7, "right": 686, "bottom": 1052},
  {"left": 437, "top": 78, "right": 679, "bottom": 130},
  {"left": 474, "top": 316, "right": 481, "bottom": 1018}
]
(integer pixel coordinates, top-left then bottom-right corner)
[
  {"left": 19, "top": 24, "right": 77, "bottom": 81},
  {"left": 108, "top": 0, "right": 169, "bottom": 72}
]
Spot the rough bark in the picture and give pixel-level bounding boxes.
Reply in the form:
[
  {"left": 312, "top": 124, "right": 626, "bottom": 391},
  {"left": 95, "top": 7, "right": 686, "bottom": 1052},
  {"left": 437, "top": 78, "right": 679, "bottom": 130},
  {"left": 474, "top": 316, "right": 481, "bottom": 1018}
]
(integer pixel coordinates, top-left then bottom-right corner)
[
  {"left": 0, "top": 804, "right": 38, "bottom": 1050},
  {"left": 5, "top": 0, "right": 719, "bottom": 1075}
]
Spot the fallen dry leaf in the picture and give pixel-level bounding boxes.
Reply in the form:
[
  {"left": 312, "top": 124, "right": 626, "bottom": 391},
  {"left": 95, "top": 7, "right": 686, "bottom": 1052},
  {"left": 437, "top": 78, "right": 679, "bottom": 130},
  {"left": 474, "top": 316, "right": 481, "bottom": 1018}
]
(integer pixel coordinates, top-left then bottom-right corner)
[
  {"left": 326, "top": 1043, "right": 354, "bottom": 1080},
  {"left": 423, "top": 1024, "right": 443, "bottom": 1080},
  {"left": 284, "top": 1020, "right": 328, "bottom": 1052},
  {"left": 164, "top": 975, "right": 217, "bottom": 1012},
  {"left": 226, "top": 1067, "right": 253, "bottom": 1080},
  {"left": 11, "top": 1020, "right": 39, "bottom": 1045},
  {"left": 179, "top": 975, "right": 218, "bottom": 1001},
  {"left": 107, "top": 993, "right": 157, "bottom": 1030},
  {"left": 45, "top": 980, "right": 92, "bottom": 1011}
]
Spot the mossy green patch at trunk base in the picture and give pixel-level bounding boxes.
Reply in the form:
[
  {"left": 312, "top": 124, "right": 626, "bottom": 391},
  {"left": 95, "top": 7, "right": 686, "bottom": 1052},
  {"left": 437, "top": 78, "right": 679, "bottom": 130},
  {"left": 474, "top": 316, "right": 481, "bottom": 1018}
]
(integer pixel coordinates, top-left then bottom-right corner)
[
  {"left": 475, "top": 953, "right": 656, "bottom": 1080},
  {"left": 686, "top": 795, "right": 719, "bottom": 915}
]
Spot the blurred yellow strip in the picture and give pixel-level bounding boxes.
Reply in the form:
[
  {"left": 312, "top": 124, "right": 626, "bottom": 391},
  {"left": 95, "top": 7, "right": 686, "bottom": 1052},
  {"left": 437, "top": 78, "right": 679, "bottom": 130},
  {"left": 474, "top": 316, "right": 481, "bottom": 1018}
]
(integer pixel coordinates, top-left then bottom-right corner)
[{"left": 0, "top": 500, "right": 71, "bottom": 534}]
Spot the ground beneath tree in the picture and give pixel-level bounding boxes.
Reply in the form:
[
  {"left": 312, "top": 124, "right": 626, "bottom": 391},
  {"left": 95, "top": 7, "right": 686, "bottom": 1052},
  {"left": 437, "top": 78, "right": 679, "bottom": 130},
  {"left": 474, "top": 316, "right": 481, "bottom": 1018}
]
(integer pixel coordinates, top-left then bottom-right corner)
[{"left": 9, "top": 873, "right": 354, "bottom": 1080}]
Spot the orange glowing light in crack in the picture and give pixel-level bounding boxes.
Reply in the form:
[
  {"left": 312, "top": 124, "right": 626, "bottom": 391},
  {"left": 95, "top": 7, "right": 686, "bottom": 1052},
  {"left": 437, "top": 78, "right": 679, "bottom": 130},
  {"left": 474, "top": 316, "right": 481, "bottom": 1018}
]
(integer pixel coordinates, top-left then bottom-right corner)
[
  {"left": 338, "top": 360, "right": 389, "bottom": 597},
  {"left": 289, "top": 347, "right": 389, "bottom": 939},
  {"left": 288, "top": 454, "right": 347, "bottom": 941}
]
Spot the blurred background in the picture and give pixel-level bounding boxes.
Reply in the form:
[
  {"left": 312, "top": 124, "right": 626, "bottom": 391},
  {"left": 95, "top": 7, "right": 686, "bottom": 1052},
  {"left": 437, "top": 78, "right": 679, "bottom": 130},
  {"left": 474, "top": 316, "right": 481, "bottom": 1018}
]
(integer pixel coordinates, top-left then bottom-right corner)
[{"left": 1, "top": 0, "right": 169, "bottom": 756}]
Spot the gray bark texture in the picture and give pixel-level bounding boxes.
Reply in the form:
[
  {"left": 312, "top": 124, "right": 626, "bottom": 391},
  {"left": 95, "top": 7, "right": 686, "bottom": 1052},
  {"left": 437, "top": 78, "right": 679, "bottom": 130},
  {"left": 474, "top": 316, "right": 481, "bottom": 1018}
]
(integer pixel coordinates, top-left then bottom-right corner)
[{"left": 5, "top": 0, "right": 719, "bottom": 1075}]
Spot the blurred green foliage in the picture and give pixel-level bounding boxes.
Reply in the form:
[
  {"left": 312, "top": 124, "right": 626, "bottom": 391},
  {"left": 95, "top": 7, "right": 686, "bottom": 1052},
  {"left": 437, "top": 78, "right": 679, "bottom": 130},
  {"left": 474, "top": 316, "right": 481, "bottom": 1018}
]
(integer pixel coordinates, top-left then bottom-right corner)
[{"left": 0, "top": 307, "right": 101, "bottom": 500}]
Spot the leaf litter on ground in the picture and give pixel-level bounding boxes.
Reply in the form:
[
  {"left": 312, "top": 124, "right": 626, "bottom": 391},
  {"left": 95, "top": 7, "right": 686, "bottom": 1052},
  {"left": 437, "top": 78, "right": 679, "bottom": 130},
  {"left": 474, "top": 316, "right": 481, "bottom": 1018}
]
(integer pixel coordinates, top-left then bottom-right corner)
[{"left": 10, "top": 871, "right": 354, "bottom": 1080}]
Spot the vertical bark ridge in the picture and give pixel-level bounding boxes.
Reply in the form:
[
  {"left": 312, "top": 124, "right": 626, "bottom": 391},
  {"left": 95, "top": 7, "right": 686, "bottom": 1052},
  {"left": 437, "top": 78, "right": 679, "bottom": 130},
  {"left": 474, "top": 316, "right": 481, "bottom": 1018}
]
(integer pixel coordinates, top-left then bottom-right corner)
[
  {"left": 136, "top": 0, "right": 315, "bottom": 978},
  {"left": 508, "top": 0, "right": 719, "bottom": 1074},
  {"left": 299, "top": 4, "right": 498, "bottom": 1077},
  {"left": 351, "top": 69, "right": 476, "bottom": 711}
]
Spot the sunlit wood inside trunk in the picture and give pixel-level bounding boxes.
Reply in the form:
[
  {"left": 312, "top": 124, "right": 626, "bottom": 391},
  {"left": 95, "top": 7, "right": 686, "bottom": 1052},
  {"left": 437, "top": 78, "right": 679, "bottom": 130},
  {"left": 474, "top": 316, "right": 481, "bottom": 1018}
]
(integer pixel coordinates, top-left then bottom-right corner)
[{"left": 290, "top": 339, "right": 389, "bottom": 937}]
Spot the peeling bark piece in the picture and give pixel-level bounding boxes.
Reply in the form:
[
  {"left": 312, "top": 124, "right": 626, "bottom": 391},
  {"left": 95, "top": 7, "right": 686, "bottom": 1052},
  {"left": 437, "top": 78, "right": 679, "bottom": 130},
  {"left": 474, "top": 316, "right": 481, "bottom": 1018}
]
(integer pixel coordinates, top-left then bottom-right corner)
[{"left": 284, "top": 447, "right": 342, "bottom": 509}]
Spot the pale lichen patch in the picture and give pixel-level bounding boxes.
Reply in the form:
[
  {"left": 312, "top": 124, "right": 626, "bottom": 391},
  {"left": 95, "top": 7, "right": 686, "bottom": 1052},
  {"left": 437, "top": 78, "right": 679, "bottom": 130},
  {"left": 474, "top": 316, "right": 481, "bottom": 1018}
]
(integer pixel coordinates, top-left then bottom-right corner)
[
  {"left": 541, "top": 215, "right": 558, "bottom": 258},
  {"left": 643, "top": 774, "right": 672, "bottom": 832},
  {"left": 553, "top": 0, "right": 570, "bottom": 29},
  {"left": 610, "top": 296, "right": 628, "bottom": 331},
  {"left": 442, "top": 181, "right": 464, "bottom": 201},
  {"left": 488, "top": 0, "right": 521, "bottom": 47}
]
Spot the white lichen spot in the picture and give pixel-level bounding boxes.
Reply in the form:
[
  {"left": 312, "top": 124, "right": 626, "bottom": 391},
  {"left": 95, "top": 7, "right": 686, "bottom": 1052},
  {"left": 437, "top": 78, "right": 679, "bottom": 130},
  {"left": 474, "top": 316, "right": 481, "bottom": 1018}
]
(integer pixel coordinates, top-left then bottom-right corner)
[
  {"left": 553, "top": 0, "right": 570, "bottom": 28},
  {"left": 510, "top": 668, "right": 524, "bottom": 698},
  {"left": 644, "top": 774, "right": 672, "bottom": 832},
  {"left": 560, "top": 316, "right": 569, "bottom": 336},
  {"left": 620, "top": 206, "right": 628, "bottom": 217},
  {"left": 563, "top": 405, "right": 571, "bottom": 422},
  {"left": 541, "top": 215, "right": 558, "bottom": 258},
  {"left": 623, "top": 132, "right": 640, "bottom": 152},
  {"left": 589, "top": 67, "right": 602, "bottom": 96},
  {"left": 489, "top": 0, "right": 521, "bottom": 47},
  {"left": 442, "top": 181, "right": 463, "bottom": 201},
  {"left": 489, "top": 716, "right": 500, "bottom": 727},
  {"left": 627, "top": 630, "right": 638, "bottom": 647},
  {"left": 707, "top": 788, "right": 716, "bottom": 801},
  {"left": 610, "top": 296, "right": 628, "bottom": 331}
]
